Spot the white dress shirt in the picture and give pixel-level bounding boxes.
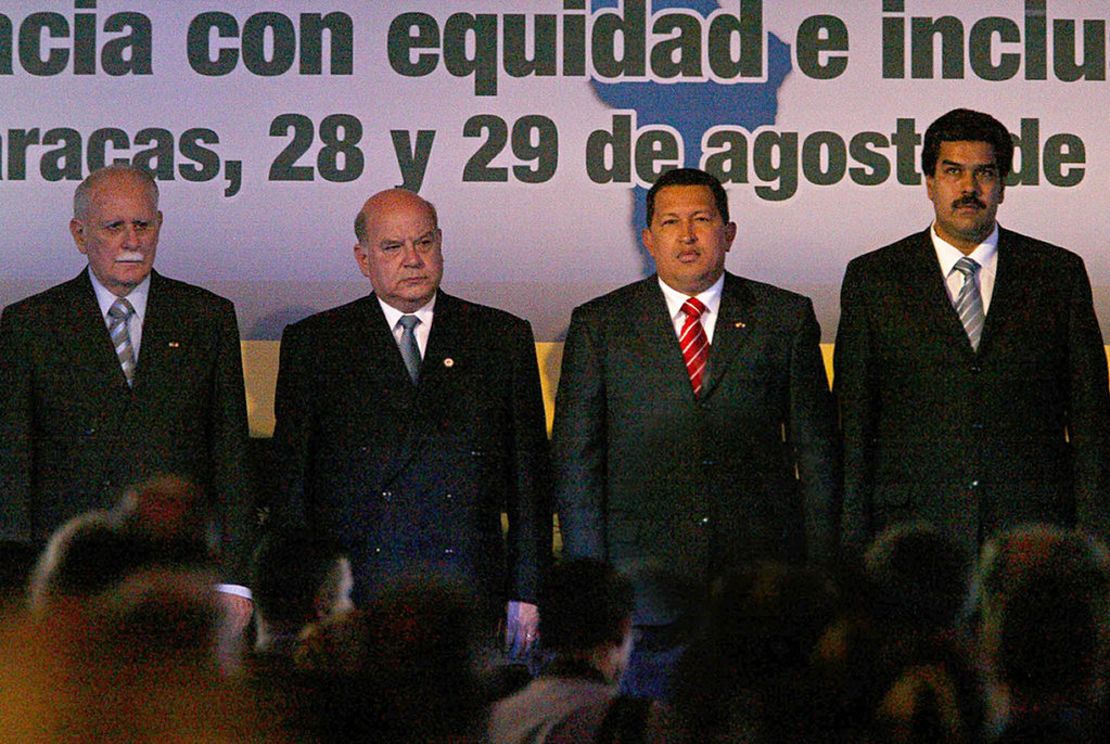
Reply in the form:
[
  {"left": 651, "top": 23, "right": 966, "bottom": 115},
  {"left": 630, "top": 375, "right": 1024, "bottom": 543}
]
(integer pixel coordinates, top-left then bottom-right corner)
[
  {"left": 931, "top": 222, "right": 999, "bottom": 315},
  {"left": 657, "top": 273, "right": 725, "bottom": 343},
  {"left": 89, "top": 267, "right": 150, "bottom": 362},
  {"left": 378, "top": 293, "right": 437, "bottom": 358}
]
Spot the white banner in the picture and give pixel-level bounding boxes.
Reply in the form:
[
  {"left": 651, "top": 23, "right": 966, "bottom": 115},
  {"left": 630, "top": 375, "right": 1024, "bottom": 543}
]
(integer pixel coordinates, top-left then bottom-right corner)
[{"left": 2, "top": 0, "right": 1108, "bottom": 341}]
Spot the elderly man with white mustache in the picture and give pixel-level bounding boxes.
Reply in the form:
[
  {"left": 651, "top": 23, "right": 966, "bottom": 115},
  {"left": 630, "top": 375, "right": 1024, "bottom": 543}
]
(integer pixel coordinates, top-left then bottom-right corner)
[{"left": 0, "top": 164, "right": 255, "bottom": 627}]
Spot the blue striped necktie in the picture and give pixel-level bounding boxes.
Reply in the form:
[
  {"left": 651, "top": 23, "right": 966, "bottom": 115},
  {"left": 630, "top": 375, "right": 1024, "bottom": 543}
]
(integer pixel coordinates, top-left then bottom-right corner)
[{"left": 952, "top": 257, "right": 984, "bottom": 352}]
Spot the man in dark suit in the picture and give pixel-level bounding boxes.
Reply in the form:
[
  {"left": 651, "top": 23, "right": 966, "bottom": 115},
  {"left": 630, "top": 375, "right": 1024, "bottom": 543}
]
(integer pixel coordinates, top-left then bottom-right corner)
[
  {"left": 835, "top": 108, "right": 1110, "bottom": 556},
  {"left": 270, "top": 188, "right": 550, "bottom": 652},
  {"left": 552, "top": 168, "right": 840, "bottom": 602},
  {"left": 0, "top": 165, "right": 254, "bottom": 611}
]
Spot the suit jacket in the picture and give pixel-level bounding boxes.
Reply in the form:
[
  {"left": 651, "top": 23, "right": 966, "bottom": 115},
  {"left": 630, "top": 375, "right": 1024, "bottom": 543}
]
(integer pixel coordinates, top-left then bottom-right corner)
[
  {"left": 552, "top": 273, "right": 840, "bottom": 600},
  {"left": 0, "top": 270, "right": 254, "bottom": 581},
  {"left": 834, "top": 227, "right": 1110, "bottom": 553},
  {"left": 270, "top": 291, "right": 551, "bottom": 605}
]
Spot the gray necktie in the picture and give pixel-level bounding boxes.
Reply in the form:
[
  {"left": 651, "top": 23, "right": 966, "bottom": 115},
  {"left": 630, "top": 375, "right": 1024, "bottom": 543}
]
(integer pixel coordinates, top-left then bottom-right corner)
[
  {"left": 107, "top": 297, "right": 137, "bottom": 386},
  {"left": 952, "top": 256, "right": 984, "bottom": 352},
  {"left": 397, "top": 315, "right": 422, "bottom": 384}
]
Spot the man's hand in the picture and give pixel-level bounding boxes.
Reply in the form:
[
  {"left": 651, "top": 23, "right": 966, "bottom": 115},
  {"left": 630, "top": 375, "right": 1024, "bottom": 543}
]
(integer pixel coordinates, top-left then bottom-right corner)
[
  {"left": 505, "top": 600, "right": 539, "bottom": 660},
  {"left": 217, "top": 592, "right": 254, "bottom": 636}
]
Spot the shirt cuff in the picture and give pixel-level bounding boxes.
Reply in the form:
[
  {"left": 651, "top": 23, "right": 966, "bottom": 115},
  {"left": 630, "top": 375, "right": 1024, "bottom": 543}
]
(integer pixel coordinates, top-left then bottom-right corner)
[{"left": 216, "top": 583, "right": 252, "bottom": 601}]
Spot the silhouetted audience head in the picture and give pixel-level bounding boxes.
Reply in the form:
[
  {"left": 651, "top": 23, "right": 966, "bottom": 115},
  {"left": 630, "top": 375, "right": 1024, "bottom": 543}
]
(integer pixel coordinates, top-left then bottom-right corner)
[
  {"left": 29, "top": 510, "right": 126, "bottom": 611},
  {"left": 11, "top": 525, "right": 260, "bottom": 741},
  {"left": 290, "top": 573, "right": 485, "bottom": 743},
  {"left": 540, "top": 558, "right": 635, "bottom": 676},
  {"left": 672, "top": 562, "right": 839, "bottom": 742},
  {"left": 30, "top": 477, "right": 217, "bottom": 614},
  {"left": 252, "top": 529, "right": 352, "bottom": 654},
  {"left": 865, "top": 521, "right": 973, "bottom": 634},
  {"left": 113, "top": 475, "right": 217, "bottom": 563},
  {"left": 871, "top": 663, "right": 971, "bottom": 744},
  {"left": 971, "top": 524, "right": 1110, "bottom": 741}
]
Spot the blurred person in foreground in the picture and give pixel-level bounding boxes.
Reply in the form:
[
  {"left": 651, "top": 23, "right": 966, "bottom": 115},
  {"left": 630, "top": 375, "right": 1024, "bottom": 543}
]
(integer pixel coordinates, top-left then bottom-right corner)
[
  {"left": 250, "top": 529, "right": 353, "bottom": 658},
  {"left": 971, "top": 523, "right": 1110, "bottom": 743},
  {"left": 489, "top": 559, "right": 662, "bottom": 743}
]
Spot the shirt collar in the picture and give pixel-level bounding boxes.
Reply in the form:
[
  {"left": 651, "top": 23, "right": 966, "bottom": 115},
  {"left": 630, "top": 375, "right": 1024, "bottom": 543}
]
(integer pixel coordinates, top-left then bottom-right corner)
[
  {"left": 377, "top": 292, "right": 437, "bottom": 329},
  {"left": 88, "top": 266, "right": 150, "bottom": 323},
  {"left": 931, "top": 222, "right": 999, "bottom": 278},
  {"left": 657, "top": 273, "right": 725, "bottom": 321}
]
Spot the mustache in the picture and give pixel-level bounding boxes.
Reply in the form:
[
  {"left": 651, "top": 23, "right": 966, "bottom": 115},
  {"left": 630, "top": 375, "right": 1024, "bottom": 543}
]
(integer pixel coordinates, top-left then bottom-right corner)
[{"left": 952, "top": 196, "right": 986, "bottom": 210}]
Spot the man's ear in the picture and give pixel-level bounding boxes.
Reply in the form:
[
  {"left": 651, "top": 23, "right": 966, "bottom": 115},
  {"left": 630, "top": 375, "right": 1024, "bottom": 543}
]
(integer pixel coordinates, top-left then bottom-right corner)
[
  {"left": 642, "top": 227, "right": 656, "bottom": 257},
  {"left": 70, "top": 218, "right": 88, "bottom": 254},
  {"left": 353, "top": 243, "right": 372, "bottom": 278},
  {"left": 724, "top": 221, "right": 737, "bottom": 250}
]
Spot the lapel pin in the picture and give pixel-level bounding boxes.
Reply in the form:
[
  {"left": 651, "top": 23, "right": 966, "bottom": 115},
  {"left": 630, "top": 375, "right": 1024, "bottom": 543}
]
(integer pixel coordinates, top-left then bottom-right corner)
[
  {"left": 168, "top": 341, "right": 180, "bottom": 348},
  {"left": 734, "top": 321, "right": 746, "bottom": 329},
  {"left": 443, "top": 358, "right": 454, "bottom": 368}
]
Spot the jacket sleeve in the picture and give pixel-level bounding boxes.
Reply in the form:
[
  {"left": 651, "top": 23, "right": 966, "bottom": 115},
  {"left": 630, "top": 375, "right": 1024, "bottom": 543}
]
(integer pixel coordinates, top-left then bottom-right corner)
[
  {"left": 0, "top": 305, "right": 33, "bottom": 543},
  {"left": 833, "top": 260, "right": 879, "bottom": 557},
  {"left": 207, "top": 300, "right": 256, "bottom": 584},
  {"left": 551, "top": 306, "right": 608, "bottom": 560},
  {"left": 786, "top": 298, "right": 841, "bottom": 565},
  {"left": 269, "top": 321, "right": 314, "bottom": 532},
  {"left": 503, "top": 319, "right": 552, "bottom": 603},
  {"left": 1062, "top": 255, "right": 1110, "bottom": 537}
]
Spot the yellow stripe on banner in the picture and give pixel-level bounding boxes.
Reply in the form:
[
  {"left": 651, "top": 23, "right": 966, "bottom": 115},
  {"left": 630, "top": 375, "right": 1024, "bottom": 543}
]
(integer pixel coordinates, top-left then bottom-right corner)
[
  {"left": 242, "top": 341, "right": 281, "bottom": 437},
  {"left": 243, "top": 341, "right": 1110, "bottom": 437}
]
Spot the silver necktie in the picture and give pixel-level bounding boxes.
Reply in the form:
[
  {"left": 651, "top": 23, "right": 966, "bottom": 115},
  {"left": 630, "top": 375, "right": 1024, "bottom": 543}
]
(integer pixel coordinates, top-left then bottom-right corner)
[
  {"left": 953, "top": 256, "right": 984, "bottom": 352},
  {"left": 397, "top": 315, "right": 421, "bottom": 384},
  {"left": 107, "top": 297, "right": 136, "bottom": 386}
]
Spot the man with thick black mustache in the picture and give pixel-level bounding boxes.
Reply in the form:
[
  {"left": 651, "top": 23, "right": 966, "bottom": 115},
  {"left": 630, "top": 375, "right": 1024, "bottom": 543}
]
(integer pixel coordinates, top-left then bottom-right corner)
[{"left": 835, "top": 108, "right": 1110, "bottom": 555}]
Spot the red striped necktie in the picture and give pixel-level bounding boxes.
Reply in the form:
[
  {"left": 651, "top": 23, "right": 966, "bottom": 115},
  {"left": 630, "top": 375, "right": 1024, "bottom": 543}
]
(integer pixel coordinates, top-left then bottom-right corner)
[{"left": 679, "top": 297, "right": 709, "bottom": 397}]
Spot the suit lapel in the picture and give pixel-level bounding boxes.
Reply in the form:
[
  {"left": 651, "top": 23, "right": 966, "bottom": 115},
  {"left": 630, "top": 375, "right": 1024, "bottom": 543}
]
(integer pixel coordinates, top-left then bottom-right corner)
[
  {"left": 976, "top": 227, "right": 1016, "bottom": 357},
  {"left": 421, "top": 291, "right": 465, "bottom": 385},
  {"left": 57, "top": 272, "right": 133, "bottom": 395},
  {"left": 363, "top": 294, "right": 425, "bottom": 485},
  {"left": 702, "top": 273, "right": 757, "bottom": 399},
  {"left": 633, "top": 278, "right": 700, "bottom": 402},
  {"left": 419, "top": 292, "right": 482, "bottom": 414},
  {"left": 901, "top": 230, "right": 978, "bottom": 360},
  {"left": 134, "top": 271, "right": 175, "bottom": 396}
]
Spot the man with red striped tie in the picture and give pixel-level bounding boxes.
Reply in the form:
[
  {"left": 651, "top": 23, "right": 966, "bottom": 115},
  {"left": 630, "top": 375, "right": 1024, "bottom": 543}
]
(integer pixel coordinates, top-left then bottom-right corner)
[{"left": 553, "top": 169, "right": 839, "bottom": 694}]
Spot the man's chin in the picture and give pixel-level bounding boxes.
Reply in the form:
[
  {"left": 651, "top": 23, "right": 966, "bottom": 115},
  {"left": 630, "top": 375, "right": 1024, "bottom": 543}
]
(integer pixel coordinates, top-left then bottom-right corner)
[{"left": 106, "top": 270, "right": 151, "bottom": 293}]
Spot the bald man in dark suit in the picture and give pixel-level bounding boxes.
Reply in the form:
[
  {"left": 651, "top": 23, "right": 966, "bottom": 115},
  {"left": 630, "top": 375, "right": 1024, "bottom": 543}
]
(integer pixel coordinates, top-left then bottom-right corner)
[{"left": 271, "top": 188, "right": 551, "bottom": 655}]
